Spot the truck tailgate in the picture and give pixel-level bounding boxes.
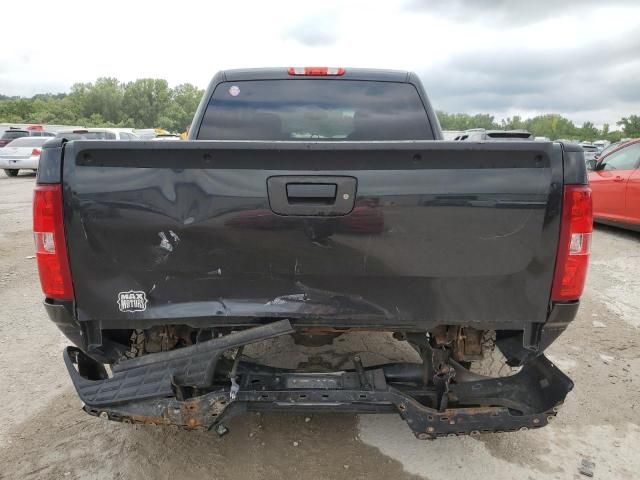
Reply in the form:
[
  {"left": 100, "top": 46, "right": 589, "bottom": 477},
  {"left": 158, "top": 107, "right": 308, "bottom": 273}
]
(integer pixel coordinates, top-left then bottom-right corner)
[{"left": 62, "top": 141, "right": 563, "bottom": 330}]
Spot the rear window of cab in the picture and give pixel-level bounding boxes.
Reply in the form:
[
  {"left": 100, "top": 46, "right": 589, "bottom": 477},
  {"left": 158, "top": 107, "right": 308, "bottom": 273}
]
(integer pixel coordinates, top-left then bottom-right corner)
[
  {"left": 198, "top": 80, "right": 433, "bottom": 141},
  {"left": 1, "top": 131, "right": 29, "bottom": 140}
]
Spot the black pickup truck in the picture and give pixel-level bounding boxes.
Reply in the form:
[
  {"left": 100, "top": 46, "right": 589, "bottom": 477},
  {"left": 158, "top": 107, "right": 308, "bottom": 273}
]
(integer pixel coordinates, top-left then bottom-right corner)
[{"left": 35, "top": 67, "right": 592, "bottom": 439}]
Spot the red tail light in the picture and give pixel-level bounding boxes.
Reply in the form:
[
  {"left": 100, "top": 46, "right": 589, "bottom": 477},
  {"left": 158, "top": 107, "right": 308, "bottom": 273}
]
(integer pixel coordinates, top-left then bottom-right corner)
[
  {"left": 551, "top": 185, "right": 592, "bottom": 301},
  {"left": 33, "top": 185, "right": 74, "bottom": 300},
  {"left": 31, "top": 148, "right": 41, "bottom": 156},
  {"left": 287, "top": 67, "right": 345, "bottom": 76}
]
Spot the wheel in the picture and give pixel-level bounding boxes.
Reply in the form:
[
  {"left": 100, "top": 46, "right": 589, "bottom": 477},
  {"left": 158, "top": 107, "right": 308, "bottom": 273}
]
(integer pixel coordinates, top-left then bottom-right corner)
[
  {"left": 3, "top": 169, "right": 18, "bottom": 177},
  {"left": 470, "top": 346, "right": 521, "bottom": 377}
]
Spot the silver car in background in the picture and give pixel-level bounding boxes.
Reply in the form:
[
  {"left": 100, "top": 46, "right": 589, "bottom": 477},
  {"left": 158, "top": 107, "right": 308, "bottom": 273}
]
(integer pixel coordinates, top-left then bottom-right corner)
[
  {"left": 54, "top": 128, "right": 138, "bottom": 140},
  {"left": 0, "top": 137, "right": 52, "bottom": 177},
  {"left": 581, "top": 144, "right": 599, "bottom": 164},
  {"left": 454, "top": 128, "right": 533, "bottom": 141}
]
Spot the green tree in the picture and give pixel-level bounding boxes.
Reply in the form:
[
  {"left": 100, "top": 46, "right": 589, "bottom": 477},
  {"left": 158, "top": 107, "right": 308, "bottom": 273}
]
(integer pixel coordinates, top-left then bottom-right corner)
[
  {"left": 579, "top": 121, "right": 598, "bottom": 142},
  {"left": 436, "top": 112, "right": 499, "bottom": 131},
  {"left": 122, "top": 79, "right": 171, "bottom": 128},
  {"left": 501, "top": 115, "right": 525, "bottom": 130},
  {"left": 0, "top": 98, "right": 34, "bottom": 122},
  {"left": 80, "top": 77, "right": 124, "bottom": 124},
  {"left": 163, "top": 83, "right": 203, "bottom": 132},
  {"left": 0, "top": 78, "right": 636, "bottom": 139},
  {"left": 524, "top": 114, "right": 578, "bottom": 140},
  {"left": 616, "top": 115, "right": 640, "bottom": 137}
]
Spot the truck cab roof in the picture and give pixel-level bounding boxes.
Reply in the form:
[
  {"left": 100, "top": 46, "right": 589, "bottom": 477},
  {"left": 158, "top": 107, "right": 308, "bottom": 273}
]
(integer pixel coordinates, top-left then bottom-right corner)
[
  {"left": 191, "top": 67, "right": 442, "bottom": 141},
  {"left": 221, "top": 67, "right": 411, "bottom": 83}
]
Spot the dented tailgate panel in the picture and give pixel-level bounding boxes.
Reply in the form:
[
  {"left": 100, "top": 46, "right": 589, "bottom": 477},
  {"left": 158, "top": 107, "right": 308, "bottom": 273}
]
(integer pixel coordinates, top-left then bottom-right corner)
[{"left": 62, "top": 141, "right": 563, "bottom": 329}]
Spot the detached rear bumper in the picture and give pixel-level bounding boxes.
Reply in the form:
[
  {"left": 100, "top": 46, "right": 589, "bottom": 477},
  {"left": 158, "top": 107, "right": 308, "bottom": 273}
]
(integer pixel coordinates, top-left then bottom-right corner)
[{"left": 63, "top": 322, "right": 573, "bottom": 439}]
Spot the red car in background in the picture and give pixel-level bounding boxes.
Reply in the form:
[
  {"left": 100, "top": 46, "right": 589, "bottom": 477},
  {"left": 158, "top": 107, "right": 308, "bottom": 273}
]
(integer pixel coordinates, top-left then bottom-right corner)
[{"left": 588, "top": 138, "right": 640, "bottom": 231}]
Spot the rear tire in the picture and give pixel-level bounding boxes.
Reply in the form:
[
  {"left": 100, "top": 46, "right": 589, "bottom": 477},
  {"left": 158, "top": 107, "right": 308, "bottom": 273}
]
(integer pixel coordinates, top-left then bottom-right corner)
[
  {"left": 470, "top": 347, "right": 520, "bottom": 377},
  {"left": 4, "top": 169, "right": 19, "bottom": 177}
]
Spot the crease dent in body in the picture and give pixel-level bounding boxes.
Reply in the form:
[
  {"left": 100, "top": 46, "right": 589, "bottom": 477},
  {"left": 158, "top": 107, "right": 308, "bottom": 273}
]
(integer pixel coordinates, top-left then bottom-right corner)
[
  {"left": 293, "top": 281, "right": 394, "bottom": 318},
  {"left": 294, "top": 258, "right": 301, "bottom": 275},
  {"left": 217, "top": 297, "right": 229, "bottom": 315},
  {"left": 158, "top": 231, "right": 173, "bottom": 252},
  {"left": 479, "top": 168, "right": 548, "bottom": 241},
  {"left": 80, "top": 217, "right": 89, "bottom": 240}
]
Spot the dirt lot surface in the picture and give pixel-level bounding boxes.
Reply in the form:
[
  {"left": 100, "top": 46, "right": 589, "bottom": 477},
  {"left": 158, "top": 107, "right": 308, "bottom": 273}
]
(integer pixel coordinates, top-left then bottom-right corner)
[{"left": 1, "top": 171, "right": 638, "bottom": 480}]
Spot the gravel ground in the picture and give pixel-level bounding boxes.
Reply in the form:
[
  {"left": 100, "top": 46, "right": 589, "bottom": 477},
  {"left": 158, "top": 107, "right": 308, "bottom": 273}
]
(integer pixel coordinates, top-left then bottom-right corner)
[{"left": 0, "top": 170, "right": 638, "bottom": 480}]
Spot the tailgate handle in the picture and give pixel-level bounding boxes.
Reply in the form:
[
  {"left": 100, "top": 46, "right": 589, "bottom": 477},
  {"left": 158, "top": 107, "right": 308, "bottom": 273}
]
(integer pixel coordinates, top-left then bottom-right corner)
[
  {"left": 267, "top": 176, "right": 357, "bottom": 216},
  {"left": 286, "top": 183, "right": 337, "bottom": 204}
]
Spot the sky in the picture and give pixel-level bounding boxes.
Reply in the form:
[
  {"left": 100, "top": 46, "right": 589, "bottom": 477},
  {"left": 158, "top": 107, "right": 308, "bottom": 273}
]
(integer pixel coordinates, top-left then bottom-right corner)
[{"left": 2, "top": 0, "right": 639, "bottom": 126}]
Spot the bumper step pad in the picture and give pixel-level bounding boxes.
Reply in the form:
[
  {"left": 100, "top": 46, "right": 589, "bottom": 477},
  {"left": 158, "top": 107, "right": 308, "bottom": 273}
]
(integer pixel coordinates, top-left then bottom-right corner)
[{"left": 64, "top": 320, "right": 294, "bottom": 406}]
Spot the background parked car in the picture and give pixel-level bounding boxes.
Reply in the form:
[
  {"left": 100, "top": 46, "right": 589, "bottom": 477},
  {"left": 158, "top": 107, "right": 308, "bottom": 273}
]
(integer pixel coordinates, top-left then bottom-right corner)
[
  {"left": 454, "top": 128, "right": 533, "bottom": 141},
  {"left": 588, "top": 138, "right": 640, "bottom": 230},
  {"left": 0, "top": 136, "right": 52, "bottom": 176},
  {"left": 593, "top": 139, "right": 610, "bottom": 153},
  {"left": 151, "top": 134, "right": 181, "bottom": 141},
  {"left": 0, "top": 129, "right": 55, "bottom": 147},
  {"left": 581, "top": 144, "right": 599, "bottom": 164},
  {"left": 132, "top": 129, "right": 157, "bottom": 140},
  {"left": 595, "top": 140, "right": 623, "bottom": 160},
  {"left": 54, "top": 128, "right": 138, "bottom": 140},
  {"left": 29, "top": 131, "right": 55, "bottom": 137},
  {"left": 0, "top": 129, "right": 29, "bottom": 147},
  {"left": 132, "top": 128, "right": 171, "bottom": 140}
]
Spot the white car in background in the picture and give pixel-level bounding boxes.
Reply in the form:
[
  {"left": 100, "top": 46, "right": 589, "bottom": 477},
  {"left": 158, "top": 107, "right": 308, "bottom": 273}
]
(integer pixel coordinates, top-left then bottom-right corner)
[
  {"left": 0, "top": 136, "right": 52, "bottom": 177},
  {"left": 54, "top": 128, "right": 138, "bottom": 140},
  {"left": 592, "top": 139, "right": 610, "bottom": 153},
  {"left": 580, "top": 143, "right": 599, "bottom": 163},
  {"left": 151, "top": 134, "right": 181, "bottom": 141}
]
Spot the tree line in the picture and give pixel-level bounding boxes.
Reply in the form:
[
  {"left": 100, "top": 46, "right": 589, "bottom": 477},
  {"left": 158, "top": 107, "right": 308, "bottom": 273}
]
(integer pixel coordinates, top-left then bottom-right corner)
[
  {"left": 0, "top": 78, "right": 203, "bottom": 133},
  {"left": 1, "top": 77, "right": 639, "bottom": 140},
  {"left": 436, "top": 112, "right": 640, "bottom": 141}
]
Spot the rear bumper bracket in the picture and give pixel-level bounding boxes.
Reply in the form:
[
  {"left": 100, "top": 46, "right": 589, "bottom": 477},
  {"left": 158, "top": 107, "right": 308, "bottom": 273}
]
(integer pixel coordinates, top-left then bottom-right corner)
[{"left": 64, "top": 337, "right": 573, "bottom": 438}]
